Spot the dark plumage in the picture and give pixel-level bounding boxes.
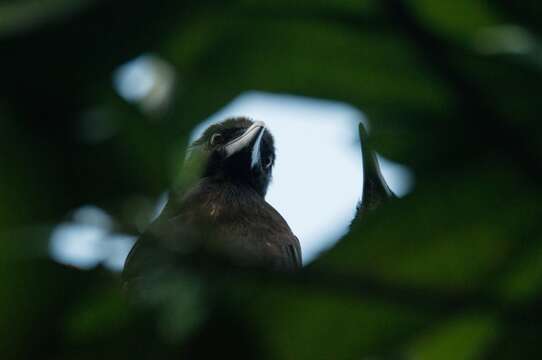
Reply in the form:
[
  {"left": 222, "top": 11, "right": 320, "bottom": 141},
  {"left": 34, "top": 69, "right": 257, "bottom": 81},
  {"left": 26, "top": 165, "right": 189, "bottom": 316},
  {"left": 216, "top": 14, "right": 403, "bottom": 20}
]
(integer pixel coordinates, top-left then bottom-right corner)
[{"left": 123, "top": 117, "right": 301, "bottom": 290}]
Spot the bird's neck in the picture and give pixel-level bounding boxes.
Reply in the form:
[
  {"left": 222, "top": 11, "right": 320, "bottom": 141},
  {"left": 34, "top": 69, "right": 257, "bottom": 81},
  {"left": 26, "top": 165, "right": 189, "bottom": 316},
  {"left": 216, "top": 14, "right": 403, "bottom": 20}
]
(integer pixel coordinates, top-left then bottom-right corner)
[
  {"left": 202, "top": 176, "right": 264, "bottom": 199},
  {"left": 201, "top": 174, "right": 268, "bottom": 198},
  {"left": 173, "top": 177, "right": 265, "bottom": 220}
]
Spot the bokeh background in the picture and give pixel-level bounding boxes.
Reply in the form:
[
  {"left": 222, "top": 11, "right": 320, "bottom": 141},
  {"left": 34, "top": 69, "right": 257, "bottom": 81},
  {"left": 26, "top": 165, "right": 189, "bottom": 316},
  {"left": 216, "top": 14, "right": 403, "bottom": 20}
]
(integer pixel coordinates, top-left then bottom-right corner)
[{"left": 2, "top": 0, "right": 542, "bottom": 358}]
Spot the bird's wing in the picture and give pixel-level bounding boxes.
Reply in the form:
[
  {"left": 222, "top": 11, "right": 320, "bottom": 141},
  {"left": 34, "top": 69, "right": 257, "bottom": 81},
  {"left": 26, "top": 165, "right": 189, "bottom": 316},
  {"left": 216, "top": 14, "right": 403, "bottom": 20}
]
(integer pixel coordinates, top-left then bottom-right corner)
[
  {"left": 289, "top": 236, "right": 303, "bottom": 269},
  {"left": 121, "top": 220, "right": 172, "bottom": 289},
  {"left": 122, "top": 186, "right": 206, "bottom": 285},
  {"left": 257, "top": 200, "right": 303, "bottom": 270},
  {"left": 122, "top": 198, "right": 195, "bottom": 290}
]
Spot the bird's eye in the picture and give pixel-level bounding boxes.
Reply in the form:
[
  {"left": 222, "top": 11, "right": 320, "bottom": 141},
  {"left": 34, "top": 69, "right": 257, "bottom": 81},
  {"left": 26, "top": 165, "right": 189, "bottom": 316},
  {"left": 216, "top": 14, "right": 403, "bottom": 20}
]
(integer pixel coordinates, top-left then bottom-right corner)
[
  {"left": 209, "top": 133, "right": 223, "bottom": 146},
  {"left": 264, "top": 156, "right": 273, "bottom": 169}
]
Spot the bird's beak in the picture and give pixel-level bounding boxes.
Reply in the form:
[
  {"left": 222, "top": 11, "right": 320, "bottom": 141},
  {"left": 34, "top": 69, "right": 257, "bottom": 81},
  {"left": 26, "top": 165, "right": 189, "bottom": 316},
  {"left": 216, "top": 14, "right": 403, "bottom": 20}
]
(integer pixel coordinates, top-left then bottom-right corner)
[{"left": 224, "top": 121, "right": 266, "bottom": 169}]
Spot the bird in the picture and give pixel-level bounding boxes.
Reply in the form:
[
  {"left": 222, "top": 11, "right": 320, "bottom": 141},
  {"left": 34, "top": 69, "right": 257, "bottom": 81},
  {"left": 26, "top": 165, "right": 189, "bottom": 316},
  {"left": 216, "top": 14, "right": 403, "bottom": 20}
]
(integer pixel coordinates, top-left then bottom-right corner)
[{"left": 123, "top": 117, "right": 302, "bottom": 291}]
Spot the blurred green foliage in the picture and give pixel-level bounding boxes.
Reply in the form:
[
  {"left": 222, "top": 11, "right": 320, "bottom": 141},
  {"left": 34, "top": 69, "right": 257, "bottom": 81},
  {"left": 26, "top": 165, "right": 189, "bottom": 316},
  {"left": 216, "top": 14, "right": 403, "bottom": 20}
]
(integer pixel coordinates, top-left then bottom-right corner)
[{"left": 1, "top": 0, "right": 542, "bottom": 358}]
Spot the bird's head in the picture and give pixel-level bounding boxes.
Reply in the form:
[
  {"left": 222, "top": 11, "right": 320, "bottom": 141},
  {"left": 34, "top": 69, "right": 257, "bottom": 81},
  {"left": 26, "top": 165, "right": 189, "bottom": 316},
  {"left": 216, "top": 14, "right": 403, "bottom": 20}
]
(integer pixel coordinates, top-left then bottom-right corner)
[{"left": 189, "top": 117, "right": 275, "bottom": 197}]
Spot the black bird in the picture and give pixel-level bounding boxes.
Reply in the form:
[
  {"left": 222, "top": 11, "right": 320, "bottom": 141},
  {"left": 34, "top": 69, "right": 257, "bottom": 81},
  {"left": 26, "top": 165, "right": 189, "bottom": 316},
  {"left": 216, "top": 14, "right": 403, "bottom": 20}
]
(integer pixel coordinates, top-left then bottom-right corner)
[{"left": 123, "top": 117, "right": 302, "bottom": 290}]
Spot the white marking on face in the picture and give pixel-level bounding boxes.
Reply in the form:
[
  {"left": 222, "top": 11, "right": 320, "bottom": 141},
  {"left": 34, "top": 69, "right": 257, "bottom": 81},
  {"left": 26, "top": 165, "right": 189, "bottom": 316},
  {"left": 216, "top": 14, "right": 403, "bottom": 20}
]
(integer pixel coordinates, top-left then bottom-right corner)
[{"left": 250, "top": 129, "right": 265, "bottom": 169}]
